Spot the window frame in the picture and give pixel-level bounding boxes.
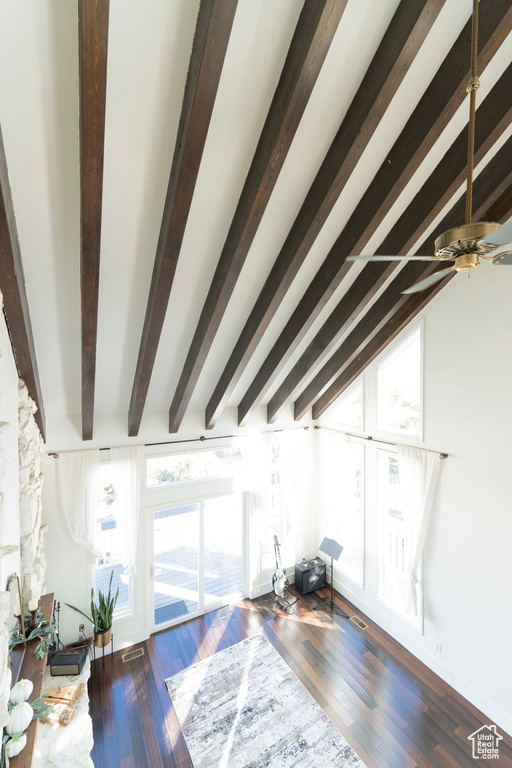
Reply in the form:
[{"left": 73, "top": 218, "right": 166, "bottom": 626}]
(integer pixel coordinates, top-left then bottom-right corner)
[
  {"left": 144, "top": 439, "right": 246, "bottom": 491},
  {"left": 376, "top": 321, "right": 424, "bottom": 442},
  {"left": 329, "top": 377, "right": 365, "bottom": 431}
]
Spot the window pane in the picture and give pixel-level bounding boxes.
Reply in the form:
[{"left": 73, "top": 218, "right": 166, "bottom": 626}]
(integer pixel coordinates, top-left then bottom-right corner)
[
  {"left": 153, "top": 505, "right": 200, "bottom": 626},
  {"left": 377, "top": 451, "right": 410, "bottom": 610},
  {"left": 147, "top": 447, "right": 244, "bottom": 488},
  {"left": 330, "top": 382, "right": 363, "bottom": 429},
  {"left": 203, "top": 494, "right": 243, "bottom": 609},
  {"left": 95, "top": 464, "right": 130, "bottom": 613},
  {"left": 377, "top": 327, "right": 421, "bottom": 436}
]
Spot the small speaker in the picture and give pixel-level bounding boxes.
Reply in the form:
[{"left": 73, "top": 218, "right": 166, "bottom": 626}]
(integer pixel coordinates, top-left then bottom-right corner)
[{"left": 294, "top": 558, "right": 326, "bottom": 595}]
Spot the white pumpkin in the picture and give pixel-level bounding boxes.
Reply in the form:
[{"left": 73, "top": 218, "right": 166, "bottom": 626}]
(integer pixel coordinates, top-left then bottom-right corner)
[
  {"left": 5, "top": 701, "right": 33, "bottom": 735},
  {"left": 9, "top": 678, "right": 33, "bottom": 705},
  {"left": 5, "top": 734, "right": 27, "bottom": 758}
]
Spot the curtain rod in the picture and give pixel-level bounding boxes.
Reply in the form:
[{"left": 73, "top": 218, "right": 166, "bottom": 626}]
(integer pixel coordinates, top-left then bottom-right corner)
[
  {"left": 47, "top": 425, "right": 310, "bottom": 458},
  {"left": 314, "top": 426, "right": 448, "bottom": 459}
]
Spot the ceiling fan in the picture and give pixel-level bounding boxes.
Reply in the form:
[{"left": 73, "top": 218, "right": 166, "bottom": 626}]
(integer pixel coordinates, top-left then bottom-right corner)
[{"left": 347, "top": 0, "right": 512, "bottom": 295}]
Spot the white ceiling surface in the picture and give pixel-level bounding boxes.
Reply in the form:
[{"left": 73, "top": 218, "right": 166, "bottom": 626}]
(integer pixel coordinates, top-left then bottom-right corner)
[{"left": 0, "top": 0, "right": 511, "bottom": 440}]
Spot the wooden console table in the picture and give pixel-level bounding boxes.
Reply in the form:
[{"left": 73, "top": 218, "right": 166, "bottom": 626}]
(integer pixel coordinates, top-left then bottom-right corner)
[{"left": 10, "top": 592, "right": 54, "bottom": 768}]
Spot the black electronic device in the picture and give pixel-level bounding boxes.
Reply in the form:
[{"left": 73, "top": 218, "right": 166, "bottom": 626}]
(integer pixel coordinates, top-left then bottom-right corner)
[
  {"left": 295, "top": 558, "right": 326, "bottom": 595},
  {"left": 50, "top": 648, "right": 86, "bottom": 677}
]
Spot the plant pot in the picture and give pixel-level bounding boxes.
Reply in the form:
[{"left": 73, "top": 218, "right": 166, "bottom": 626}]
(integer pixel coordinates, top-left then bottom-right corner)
[{"left": 94, "top": 626, "right": 112, "bottom": 648}]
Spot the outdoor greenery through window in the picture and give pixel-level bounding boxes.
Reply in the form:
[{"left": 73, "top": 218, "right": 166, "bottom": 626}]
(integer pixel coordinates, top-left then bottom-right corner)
[
  {"left": 377, "top": 326, "right": 422, "bottom": 436},
  {"left": 146, "top": 447, "right": 244, "bottom": 488},
  {"left": 95, "top": 463, "right": 130, "bottom": 612}
]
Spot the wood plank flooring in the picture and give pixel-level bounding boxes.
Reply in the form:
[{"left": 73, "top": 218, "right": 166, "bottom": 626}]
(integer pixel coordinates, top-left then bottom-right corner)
[{"left": 89, "top": 588, "right": 512, "bottom": 768}]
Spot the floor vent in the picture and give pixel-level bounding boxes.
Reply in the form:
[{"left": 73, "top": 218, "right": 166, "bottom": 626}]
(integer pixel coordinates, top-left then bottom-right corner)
[
  {"left": 350, "top": 615, "right": 369, "bottom": 631},
  {"left": 122, "top": 647, "right": 144, "bottom": 663}
]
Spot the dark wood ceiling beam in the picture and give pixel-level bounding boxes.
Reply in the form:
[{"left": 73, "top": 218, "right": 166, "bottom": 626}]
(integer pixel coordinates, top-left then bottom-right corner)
[
  {"left": 0, "top": 125, "right": 46, "bottom": 440},
  {"left": 205, "top": 0, "right": 445, "bottom": 430},
  {"left": 80, "top": 0, "right": 109, "bottom": 441},
  {"left": 263, "top": 60, "right": 512, "bottom": 424},
  {"left": 236, "top": 2, "right": 512, "bottom": 426},
  {"left": 127, "top": 0, "right": 238, "bottom": 437},
  {"left": 293, "top": 133, "right": 512, "bottom": 420},
  {"left": 166, "top": 0, "right": 349, "bottom": 433}
]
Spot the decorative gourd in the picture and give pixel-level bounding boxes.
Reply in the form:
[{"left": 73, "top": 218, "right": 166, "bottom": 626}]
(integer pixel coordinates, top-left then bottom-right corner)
[
  {"left": 5, "top": 701, "right": 33, "bottom": 735},
  {"left": 5, "top": 734, "right": 27, "bottom": 758},
  {"left": 9, "top": 678, "right": 33, "bottom": 705}
]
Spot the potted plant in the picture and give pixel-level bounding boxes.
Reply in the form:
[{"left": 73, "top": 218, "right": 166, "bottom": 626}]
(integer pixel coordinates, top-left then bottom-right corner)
[{"left": 65, "top": 571, "right": 119, "bottom": 648}]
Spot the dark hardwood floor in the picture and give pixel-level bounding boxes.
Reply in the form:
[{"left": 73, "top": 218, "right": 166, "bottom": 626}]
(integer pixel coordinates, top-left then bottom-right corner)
[{"left": 89, "top": 588, "right": 512, "bottom": 768}]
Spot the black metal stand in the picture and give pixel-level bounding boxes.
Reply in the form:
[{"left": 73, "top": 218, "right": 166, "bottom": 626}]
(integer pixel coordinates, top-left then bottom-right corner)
[
  {"left": 313, "top": 557, "right": 349, "bottom": 617},
  {"left": 92, "top": 632, "right": 114, "bottom": 669}
]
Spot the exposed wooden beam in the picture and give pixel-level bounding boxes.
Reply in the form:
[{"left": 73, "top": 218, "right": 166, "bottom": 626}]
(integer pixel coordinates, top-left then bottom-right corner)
[
  {"left": 0, "top": 125, "right": 46, "bottom": 440},
  {"left": 206, "top": 0, "right": 510, "bottom": 428},
  {"left": 166, "top": 0, "right": 348, "bottom": 433},
  {"left": 263, "top": 60, "right": 512, "bottom": 424},
  {"left": 236, "top": 3, "right": 512, "bottom": 425},
  {"left": 128, "top": 0, "right": 238, "bottom": 437},
  {"left": 293, "top": 133, "right": 512, "bottom": 420},
  {"left": 80, "top": 0, "right": 109, "bottom": 441}
]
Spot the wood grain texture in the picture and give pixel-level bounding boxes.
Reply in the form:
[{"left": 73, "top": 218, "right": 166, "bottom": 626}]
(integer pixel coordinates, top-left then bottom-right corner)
[
  {"left": 11, "top": 593, "right": 54, "bottom": 768},
  {"left": 298, "top": 133, "right": 512, "bottom": 420},
  {"left": 203, "top": 0, "right": 454, "bottom": 429},
  {"left": 264, "top": 60, "right": 512, "bottom": 424},
  {"left": 0, "top": 124, "right": 46, "bottom": 440},
  {"left": 89, "top": 591, "right": 512, "bottom": 768},
  {"left": 127, "top": 0, "right": 238, "bottom": 437},
  {"left": 166, "top": 0, "right": 348, "bottom": 433},
  {"left": 80, "top": 0, "right": 110, "bottom": 441}
]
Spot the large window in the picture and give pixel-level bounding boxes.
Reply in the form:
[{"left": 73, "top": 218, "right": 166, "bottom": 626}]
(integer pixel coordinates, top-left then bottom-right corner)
[
  {"left": 377, "top": 326, "right": 422, "bottom": 437},
  {"left": 337, "top": 442, "right": 365, "bottom": 586},
  {"left": 94, "top": 463, "right": 131, "bottom": 614},
  {"left": 376, "top": 450, "right": 415, "bottom": 614},
  {"left": 146, "top": 447, "right": 244, "bottom": 488}
]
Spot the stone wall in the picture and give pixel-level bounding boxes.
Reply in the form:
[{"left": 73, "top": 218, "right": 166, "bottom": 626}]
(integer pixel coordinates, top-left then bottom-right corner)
[{"left": 18, "top": 381, "right": 45, "bottom": 607}]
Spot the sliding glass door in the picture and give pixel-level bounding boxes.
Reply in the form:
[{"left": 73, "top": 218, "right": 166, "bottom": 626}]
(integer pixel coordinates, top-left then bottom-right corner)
[{"left": 151, "top": 493, "right": 245, "bottom": 630}]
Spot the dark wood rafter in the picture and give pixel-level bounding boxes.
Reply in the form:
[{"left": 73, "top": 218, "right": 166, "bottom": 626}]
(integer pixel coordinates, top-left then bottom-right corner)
[
  {"left": 205, "top": 0, "right": 446, "bottom": 430},
  {"left": 292, "top": 133, "right": 512, "bottom": 421},
  {"left": 80, "top": 0, "right": 110, "bottom": 441},
  {"left": 0, "top": 125, "right": 46, "bottom": 440},
  {"left": 236, "top": 0, "right": 512, "bottom": 426},
  {"left": 264, "top": 60, "right": 512, "bottom": 424},
  {"left": 128, "top": 0, "right": 239, "bottom": 437},
  {"left": 166, "top": 0, "right": 349, "bottom": 433}
]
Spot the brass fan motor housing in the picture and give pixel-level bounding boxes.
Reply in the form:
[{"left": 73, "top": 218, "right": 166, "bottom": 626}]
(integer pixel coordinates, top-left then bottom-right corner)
[{"left": 434, "top": 221, "right": 501, "bottom": 261}]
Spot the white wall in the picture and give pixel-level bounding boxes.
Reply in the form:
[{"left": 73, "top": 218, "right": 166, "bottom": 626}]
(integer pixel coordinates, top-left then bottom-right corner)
[{"left": 318, "top": 260, "right": 512, "bottom": 736}]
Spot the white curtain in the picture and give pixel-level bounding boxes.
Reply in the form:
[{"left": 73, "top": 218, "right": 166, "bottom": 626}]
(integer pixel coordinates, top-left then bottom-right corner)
[
  {"left": 280, "top": 428, "right": 312, "bottom": 565},
  {"left": 55, "top": 449, "right": 100, "bottom": 564},
  {"left": 317, "top": 428, "right": 346, "bottom": 540},
  {"left": 398, "top": 445, "right": 442, "bottom": 616},
  {"left": 111, "top": 445, "right": 144, "bottom": 578}
]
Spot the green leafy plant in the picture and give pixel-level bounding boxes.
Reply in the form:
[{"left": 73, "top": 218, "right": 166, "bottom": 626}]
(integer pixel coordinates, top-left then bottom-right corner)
[
  {"left": 65, "top": 570, "right": 119, "bottom": 633},
  {"left": 9, "top": 616, "right": 58, "bottom": 660}
]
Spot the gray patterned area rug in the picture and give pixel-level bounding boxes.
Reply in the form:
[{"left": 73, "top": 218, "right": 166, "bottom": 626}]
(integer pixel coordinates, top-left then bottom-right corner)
[{"left": 166, "top": 632, "right": 367, "bottom": 768}]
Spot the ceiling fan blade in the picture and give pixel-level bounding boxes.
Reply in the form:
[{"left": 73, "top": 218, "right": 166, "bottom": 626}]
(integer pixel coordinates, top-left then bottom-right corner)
[
  {"left": 486, "top": 217, "right": 512, "bottom": 247},
  {"left": 401, "top": 268, "right": 454, "bottom": 294},
  {"left": 491, "top": 250, "right": 512, "bottom": 266},
  {"left": 347, "top": 254, "right": 436, "bottom": 262}
]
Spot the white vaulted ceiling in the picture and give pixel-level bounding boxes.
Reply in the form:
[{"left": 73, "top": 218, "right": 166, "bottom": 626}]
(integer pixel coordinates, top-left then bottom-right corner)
[{"left": 0, "top": 0, "right": 511, "bottom": 443}]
